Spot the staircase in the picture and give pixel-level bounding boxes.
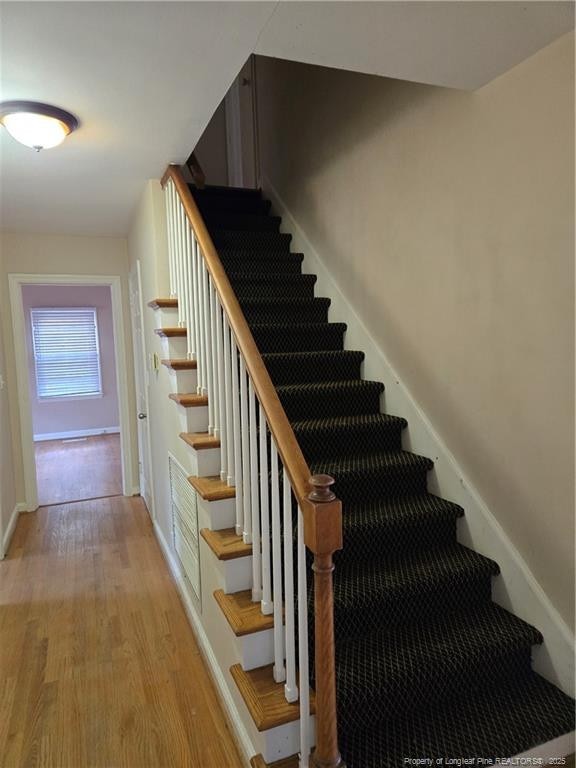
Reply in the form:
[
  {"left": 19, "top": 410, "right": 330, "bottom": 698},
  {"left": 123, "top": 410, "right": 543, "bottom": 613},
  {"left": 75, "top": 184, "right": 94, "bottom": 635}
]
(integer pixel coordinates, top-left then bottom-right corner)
[{"left": 152, "top": 171, "right": 574, "bottom": 767}]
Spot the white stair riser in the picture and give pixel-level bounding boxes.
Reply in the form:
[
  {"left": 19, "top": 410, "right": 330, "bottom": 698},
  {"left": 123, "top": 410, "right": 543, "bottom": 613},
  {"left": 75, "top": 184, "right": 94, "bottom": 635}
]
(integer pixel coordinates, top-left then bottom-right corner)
[
  {"left": 197, "top": 496, "right": 236, "bottom": 531},
  {"left": 238, "top": 627, "right": 275, "bottom": 671},
  {"left": 161, "top": 335, "right": 187, "bottom": 358},
  {"left": 195, "top": 447, "right": 222, "bottom": 477},
  {"left": 168, "top": 369, "right": 197, "bottom": 392},
  {"left": 222, "top": 556, "right": 252, "bottom": 593},
  {"left": 176, "top": 405, "right": 209, "bottom": 433},
  {"left": 157, "top": 307, "right": 179, "bottom": 325}
]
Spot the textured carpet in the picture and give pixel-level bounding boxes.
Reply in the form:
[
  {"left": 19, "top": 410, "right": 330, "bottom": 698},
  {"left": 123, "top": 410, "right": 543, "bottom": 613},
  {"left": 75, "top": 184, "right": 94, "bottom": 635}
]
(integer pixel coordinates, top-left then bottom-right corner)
[{"left": 192, "top": 184, "right": 575, "bottom": 767}]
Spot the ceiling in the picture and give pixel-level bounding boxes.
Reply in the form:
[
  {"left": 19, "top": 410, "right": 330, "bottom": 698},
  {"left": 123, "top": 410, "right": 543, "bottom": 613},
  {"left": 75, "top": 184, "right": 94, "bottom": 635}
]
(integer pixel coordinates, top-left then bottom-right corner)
[{"left": 0, "top": 1, "right": 573, "bottom": 237}]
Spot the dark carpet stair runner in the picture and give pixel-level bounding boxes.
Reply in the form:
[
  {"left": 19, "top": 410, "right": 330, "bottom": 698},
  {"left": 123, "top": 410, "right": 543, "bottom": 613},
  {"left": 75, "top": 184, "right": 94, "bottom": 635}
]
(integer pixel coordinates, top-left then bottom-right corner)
[{"left": 191, "top": 184, "right": 574, "bottom": 767}]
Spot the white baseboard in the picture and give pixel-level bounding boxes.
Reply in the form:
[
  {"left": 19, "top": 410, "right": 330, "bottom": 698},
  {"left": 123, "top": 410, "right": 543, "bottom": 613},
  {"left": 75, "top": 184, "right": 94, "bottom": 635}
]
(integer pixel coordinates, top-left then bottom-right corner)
[
  {"left": 1, "top": 502, "right": 27, "bottom": 558},
  {"left": 153, "top": 520, "right": 255, "bottom": 766},
  {"left": 33, "top": 427, "right": 120, "bottom": 442},
  {"left": 264, "top": 175, "right": 575, "bottom": 698}
]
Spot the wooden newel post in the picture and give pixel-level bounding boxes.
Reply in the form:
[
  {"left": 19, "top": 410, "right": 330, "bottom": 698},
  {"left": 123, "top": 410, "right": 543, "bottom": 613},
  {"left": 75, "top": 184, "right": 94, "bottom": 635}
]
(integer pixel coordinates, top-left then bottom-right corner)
[{"left": 308, "top": 474, "right": 346, "bottom": 768}]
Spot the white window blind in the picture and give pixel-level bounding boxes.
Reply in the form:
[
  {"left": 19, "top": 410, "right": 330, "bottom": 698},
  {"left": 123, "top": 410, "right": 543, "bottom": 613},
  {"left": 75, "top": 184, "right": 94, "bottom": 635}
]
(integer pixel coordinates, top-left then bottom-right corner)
[{"left": 31, "top": 308, "right": 103, "bottom": 399}]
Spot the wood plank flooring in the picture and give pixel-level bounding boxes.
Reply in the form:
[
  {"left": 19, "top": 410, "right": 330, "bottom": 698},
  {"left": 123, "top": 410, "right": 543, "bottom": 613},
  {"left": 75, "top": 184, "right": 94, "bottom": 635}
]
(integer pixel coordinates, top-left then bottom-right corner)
[
  {"left": 0, "top": 496, "right": 244, "bottom": 768},
  {"left": 35, "top": 435, "right": 122, "bottom": 507}
]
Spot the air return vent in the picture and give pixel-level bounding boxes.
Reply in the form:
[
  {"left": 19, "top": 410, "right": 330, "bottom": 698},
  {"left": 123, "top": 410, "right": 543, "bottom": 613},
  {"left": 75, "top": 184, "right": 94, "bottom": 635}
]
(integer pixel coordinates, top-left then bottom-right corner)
[{"left": 169, "top": 453, "right": 200, "bottom": 603}]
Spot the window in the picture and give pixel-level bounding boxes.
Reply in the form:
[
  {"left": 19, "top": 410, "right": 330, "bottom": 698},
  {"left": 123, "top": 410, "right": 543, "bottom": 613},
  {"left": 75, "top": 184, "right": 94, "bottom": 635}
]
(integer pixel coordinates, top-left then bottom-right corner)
[{"left": 31, "top": 308, "right": 102, "bottom": 399}]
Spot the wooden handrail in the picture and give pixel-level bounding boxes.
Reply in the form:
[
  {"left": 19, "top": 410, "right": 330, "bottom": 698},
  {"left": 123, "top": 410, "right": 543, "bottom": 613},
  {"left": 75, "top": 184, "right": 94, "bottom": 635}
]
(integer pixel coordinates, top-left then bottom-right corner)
[{"left": 161, "top": 164, "right": 344, "bottom": 767}]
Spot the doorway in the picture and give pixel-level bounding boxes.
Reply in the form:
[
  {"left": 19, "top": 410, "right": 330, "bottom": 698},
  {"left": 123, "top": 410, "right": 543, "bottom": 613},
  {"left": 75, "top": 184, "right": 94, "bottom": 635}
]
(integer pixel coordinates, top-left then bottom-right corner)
[{"left": 8, "top": 274, "right": 135, "bottom": 511}]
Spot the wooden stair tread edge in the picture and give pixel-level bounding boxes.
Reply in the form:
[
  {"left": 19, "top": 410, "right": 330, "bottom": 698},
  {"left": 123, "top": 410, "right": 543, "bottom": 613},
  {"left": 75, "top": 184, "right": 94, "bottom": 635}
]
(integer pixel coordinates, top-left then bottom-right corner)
[
  {"left": 148, "top": 298, "right": 178, "bottom": 309},
  {"left": 201, "top": 529, "right": 252, "bottom": 561},
  {"left": 168, "top": 393, "right": 208, "bottom": 407},
  {"left": 230, "top": 664, "right": 315, "bottom": 732},
  {"left": 188, "top": 475, "right": 236, "bottom": 501},
  {"left": 250, "top": 755, "right": 299, "bottom": 768},
  {"left": 214, "top": 589, "right": 273, "bottom": 636},
  {"left": 154, "top": 327, "right": 187, "bottom": 337},
  {"left": 161, "top": 358, "right": 198, "bottom": 370},
  {"left": 180, "top": 431, "right": 221, "bottom": 450}
]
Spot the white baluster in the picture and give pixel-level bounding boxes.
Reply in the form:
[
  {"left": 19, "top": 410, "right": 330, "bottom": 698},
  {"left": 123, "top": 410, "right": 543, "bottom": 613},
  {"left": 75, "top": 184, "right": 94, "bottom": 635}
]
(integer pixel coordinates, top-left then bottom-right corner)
[
  {"left": 240, "top": 358, "right": 251, "bottom": 543},
  {"left": 297, "top": 506, "right": 311, "bottom": 767},
  {"left": 202, "top": 262, "right": 214, "bottom": 433},
  {"left": 165, "top": 181, "right": 175, "bottom": 298},
  {"left": 184, "top": 222, "right": 194, "bottom": 360},
  {"left": 175, "top": 195, "right": 184, "bottom": 327},
  {"left": 271, "top": 438, "right": 286, "bottom": 683},
  {"left": 177, "top": 202, "right": 187, "bottom": 330},
  {"left": 223, "top": 316, "right": 234, "bottom": 486},
  {"left": 259, "top": 402, "right": 273, "bottom": 615},
  {"left": 196, "top": 244, "right": 207, "bottom": 395},
  {"left": 283, "top": 468, "right": 298, "bottom": 702},
  {"left": 192, "top": 235, "right": 203, "bottom": 394},
  {"left": 231, "top": 336, "right": 243, "bottom": 535},
  {"left": 216, "top": 300, "right": 227, "bottom": 480},
  {"left": 249, "top": 381, "right": 261, "bottom": 601},
  {"left": 210, "top": 283, "right": 219, "bottom": 436}
]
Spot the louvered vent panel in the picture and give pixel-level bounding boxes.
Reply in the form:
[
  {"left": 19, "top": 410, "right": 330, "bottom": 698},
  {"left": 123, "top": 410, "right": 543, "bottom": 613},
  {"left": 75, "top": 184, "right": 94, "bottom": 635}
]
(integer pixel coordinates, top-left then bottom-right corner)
[{"left": 169, "top": 454, "right": 200, "bottom": 602}]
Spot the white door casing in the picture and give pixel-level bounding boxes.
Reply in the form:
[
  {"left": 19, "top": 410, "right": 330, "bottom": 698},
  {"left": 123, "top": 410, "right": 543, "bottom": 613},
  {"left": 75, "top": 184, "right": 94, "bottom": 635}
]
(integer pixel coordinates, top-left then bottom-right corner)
[{"left": 129, "top": 261, "right": 155, "bottom": 519}]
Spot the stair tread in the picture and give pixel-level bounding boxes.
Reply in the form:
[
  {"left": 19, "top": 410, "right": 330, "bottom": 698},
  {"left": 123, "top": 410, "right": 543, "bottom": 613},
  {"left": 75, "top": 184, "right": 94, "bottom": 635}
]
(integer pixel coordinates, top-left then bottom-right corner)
[
  {"left": 336, "top": 602, "right": 541, "bottom": 697},
  {"left": 154, "top": 327, "right": 187, "bottom": 337},
  {"left": 278, "top": 379, "right": 383, "bottom": 396},
  {"left": 250, "top": 755, "right": 299, "bottom": 768},
  {"left": 148, "top": 297, "right": 178, "bottom": 309},
  {"left": 230, "top": 664, "right": 315, "bottom": 731},
  {"left": 342, "top": 492, "right": 463, "bottom": 532},
  {"left": 222, "top": 251, "right": 304, "bottom": 263},
  {"left": 333, "top": 543, "right": 499, "bottom": 608},
  {"left": 162, "top": 358, "right": 197, "bottom": 370},
  {"left": 340, "top": 672, "right": 575, "bottom": 767},
  {"left": 293, "top": 412, "right": 406, "bottom": 433},
  {"left": 168, "top": 392, "right": 208, "bottom": 407},
  {"left": 189, "top": 475, "right": 235, "bottom": 501},
  {"left": 180, "top": 431, "right": 220, "bottom": 450},
  {"left": 310, "top": 449, "right": 434, "bottom": 477},
  {"left": 201, "top": 529, "right": 251, "bottom": 561},
  {"left": 214, "top": 589, "right": 274, "bottom": 636}
]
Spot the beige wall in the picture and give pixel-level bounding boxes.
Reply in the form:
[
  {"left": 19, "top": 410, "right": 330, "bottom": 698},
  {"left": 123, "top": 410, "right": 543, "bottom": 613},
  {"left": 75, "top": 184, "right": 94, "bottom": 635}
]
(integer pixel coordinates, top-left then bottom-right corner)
[
  {"left": 255, "top": 32, "right": 575, "bottom": 627},
  {"left": 0, "top": 232, "right": 137, "bottom": 504},
  {"left": 0, "top": 254, "right": 17, "bottom": 552}
]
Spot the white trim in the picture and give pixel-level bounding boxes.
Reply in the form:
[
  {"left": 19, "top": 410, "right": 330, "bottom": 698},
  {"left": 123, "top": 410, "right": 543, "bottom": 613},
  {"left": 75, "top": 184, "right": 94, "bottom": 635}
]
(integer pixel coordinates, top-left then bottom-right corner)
[
  {"left": 8, "top": 274, "right": 137, "bottom": 510},
  {"left": 33, "top": 426, "right": 120, "bottom": 442},
  {"left": 153, "top": 519, "right": 255, "bottom": 765},
  {"left": 1, "top": 502, "right": 26, "bottom": 559},
  {"left": 513, "top": 732, "right": 575, "bottom": 763},
  {"left": 263, "top": 176, "right": 575, "bottom": 698}
]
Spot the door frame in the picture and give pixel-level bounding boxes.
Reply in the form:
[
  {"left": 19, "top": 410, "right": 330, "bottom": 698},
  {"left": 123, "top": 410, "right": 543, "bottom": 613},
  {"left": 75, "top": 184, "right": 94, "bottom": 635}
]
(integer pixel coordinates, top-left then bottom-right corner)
[
  {"left": 129, "top": 259, "right": 155, "bottom": 520},
  {"left": 8, "top": 273, "right": 136, "bottom": 511}
]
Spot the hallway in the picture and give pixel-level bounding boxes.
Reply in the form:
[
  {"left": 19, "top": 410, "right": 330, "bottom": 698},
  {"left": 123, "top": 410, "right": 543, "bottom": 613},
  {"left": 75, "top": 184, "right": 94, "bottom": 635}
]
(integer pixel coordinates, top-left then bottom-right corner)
[
  {"left": 0, "top": 496, "right": 244, "bottom": 768},
  {"left": 35, "top": 434, "right": 122, "bottom": 507}
]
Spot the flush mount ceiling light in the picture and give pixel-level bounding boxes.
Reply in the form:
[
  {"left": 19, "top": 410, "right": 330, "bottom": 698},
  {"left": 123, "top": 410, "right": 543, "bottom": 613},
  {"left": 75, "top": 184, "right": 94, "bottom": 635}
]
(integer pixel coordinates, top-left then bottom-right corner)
[{"left": 0, "top": 101, "right": 79, "bottom": 151}]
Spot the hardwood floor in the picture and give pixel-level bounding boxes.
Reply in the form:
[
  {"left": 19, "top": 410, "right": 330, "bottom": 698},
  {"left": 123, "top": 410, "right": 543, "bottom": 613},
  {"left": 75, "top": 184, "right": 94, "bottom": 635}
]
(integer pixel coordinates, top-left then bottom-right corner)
[
  {"left": 35, "top": 435, "right": 122, "bottom": 507},
  {"left": 0, "top": 496, "right": 245, "bottom": 768}
]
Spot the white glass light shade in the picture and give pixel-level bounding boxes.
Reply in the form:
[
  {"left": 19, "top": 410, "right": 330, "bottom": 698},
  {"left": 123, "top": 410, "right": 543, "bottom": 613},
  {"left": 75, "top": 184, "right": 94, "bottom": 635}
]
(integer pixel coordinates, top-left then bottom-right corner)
[
  {"left": 2, "top": 112, "right": 70, "bottom": 150},
  {"left": 0, "top": 101, "right": 79, "bottom": 151}
]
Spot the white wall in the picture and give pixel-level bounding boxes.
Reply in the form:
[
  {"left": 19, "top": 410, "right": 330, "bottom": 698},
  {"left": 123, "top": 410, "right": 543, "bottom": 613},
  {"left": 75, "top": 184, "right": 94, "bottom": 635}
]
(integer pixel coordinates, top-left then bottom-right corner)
[
  {"left": 0, "top": 232, "right": 138, "bottom": 504},
  {"left": 22, "top": 284, "right": 120, "bottom": 439},
  {"left": 255, "top": 32, "right": 575, "bottom": 629}
]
